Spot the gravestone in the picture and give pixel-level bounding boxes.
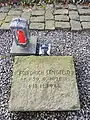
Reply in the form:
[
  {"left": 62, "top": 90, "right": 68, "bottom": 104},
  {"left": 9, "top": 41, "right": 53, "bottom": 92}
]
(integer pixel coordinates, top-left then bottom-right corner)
[{"left": 9, "top": 56, "right": 80, "bottom": 111}]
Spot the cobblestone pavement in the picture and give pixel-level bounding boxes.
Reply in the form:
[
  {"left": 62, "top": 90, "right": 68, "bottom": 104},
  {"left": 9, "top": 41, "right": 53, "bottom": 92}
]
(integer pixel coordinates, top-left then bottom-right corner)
[{"left": 0, "top": 4, "right": 90, "bottom": 30}]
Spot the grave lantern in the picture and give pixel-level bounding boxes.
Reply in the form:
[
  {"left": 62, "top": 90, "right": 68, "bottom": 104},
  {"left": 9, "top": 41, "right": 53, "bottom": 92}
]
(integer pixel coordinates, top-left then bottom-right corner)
[
  {"left": 10, "top": 18, "right": 29, "bottom": 47},
  {"left": 10, "top": 18, "right": 37, "bottom": 55}
]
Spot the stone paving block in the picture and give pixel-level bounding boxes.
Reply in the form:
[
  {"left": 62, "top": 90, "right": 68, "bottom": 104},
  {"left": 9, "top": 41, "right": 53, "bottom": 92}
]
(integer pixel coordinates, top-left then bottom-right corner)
[
  {"left": 68, "top": 4, "right": 77, "bottom": 10},
  {"left": 21, "top": 15, "right": 30, "bottom": 21},
  {"left": 21, "top": 12, "right": 31, "bottom": 16},
  {"left": 45, "top": 4, "right": 54, "bottom": 10},
  {"left": 81, "top": 22, "right": 90, "bottom": 29},
  {"left": 32, "top": 10, "right": 45, "bottom": 16},
  {"left": 70, "top": 20, "right": 82, "bottom": 31},
  {"left": 69, "top": 15, "right": 80, "bottom": 21},
  {"left": 69, "top": 11, "right": 78, "bottom": 15},
  {"left": 45, "top": 20, "right": 55, "bottom": 30},
  {"left": 55, "top": 21, "right": 70, "bottom": 29},
  {"left": 30, "top": 23, "right": 44, "bottom": 30},
  {"left": 69, "top": 11, "right": 80, "bottom": 21},
  {"left": 0, "top": 7, "right": 10, "bottom": 13},
  {"left": 55, "top": 15, "right": 69, "bottom": 22},
  {"left": 78, "top": 9, "right": 90, "bottom": 15},
  {"left": 45, "top": 12, "right": 54, "bottom": 20},
  {"left": 45, "top": 9, "right": 53, "bottom": 14},
  {"left": 11, "top": 6, "right": 23, "bottom": 11},
  {"left": 0, "top": 13, "right": 7, "bottom": 21},
  {"left": 80, "top": 16, "right": 90, "bottom": 22},
  {"left": 0, "top": 22, "right": 10, "bottom": 29},
  {"left": 45, "top": 8, "right": 53, "bottom": 13},
  {"left": 77, "top": 4, "right": 90, "bottom": 9},
  {"left": 54, "top": 9, "right": 68, "bottom": 15},
  {"left": 55, "top": 3, "right": 63, "bottom": 9},
  {"left": 8, "top": 10, "right": 22, "bottom": 16},
  {"left": 21, "top": 12, "right": 31, "bottom": 21},
  {"left": 30, "top": 16, "right": 44, "bottom": 22}
]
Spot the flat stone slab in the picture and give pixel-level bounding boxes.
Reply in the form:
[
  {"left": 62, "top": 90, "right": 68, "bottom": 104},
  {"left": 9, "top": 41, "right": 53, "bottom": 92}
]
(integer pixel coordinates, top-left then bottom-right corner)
[
  {"left": 21, "top": 14, "right": 30, "bottom": 21},
  {"left": 69, "top": 11, "right": 80, "bottom": 21},
  {"left": 55, "top": 15, "right": 69, "bottom": 22},
  {"left": 70, "top": 20, "right": 82, "bottom": 31},
  {"left": 69, "top": 11, "right": 78, "bottom": 16},
  {"left": 30, "top": 16, "right": 44, "bottom": 22},
  {"left": 68, "top": 4, "right": 77, "bottom": 10},
  {"left": 21, "top": 12, "right": 31, "bottom": 16},
  {"left": 81, "top": 22, "right": 90, "bottom": 29},
  {"left": 45, "top": 12, "right": 54, "bottom": 20},
  {"left": 69, "top": 15, "right": 80, "bottom": 21},
  {"left": 9, "top": 56, "right": 80, "bottom": 111},
  {"left": 54, "top": 9, "right": 68, "bottom": 15},
  {"left": 77, "top": 4, "right": 89, "bottom": 9},
  {"left": 0, "top": 7, "right": 10, "bottom": 13},
  {"left": 11, "top": 6, "right": 23, "bottom": 11},
  {"left": 80, "top": 16, "right": 90, "bottom": 22},
  {"left": 32, "top": 10, "right": 45, "bottom": 16},
  {"left": 45, "top": 20, "right": 55, "bottom": 30},
  {"left": 0, "top": 22, "right": 10, "bottom": 29},
  {"left": 30, "top": 23, "right": 44, "bottom": 30},
  {"left": 0, "top": 13, "right": 7, "bottom": 21},
  {"left": 8, "top": 10, "right": 22, "bottom": 16},
  {"left": 55, "top": 3, "right": 63, "bottom": 9},
  {"left": 4, "top": 15, "right": 20, "bottom": 22},
  {"left": 55, "top": 22, "right": 70, "bottom": 29},
  {"left": 78, "top": 9, "right": 90, "bottom": 15}
]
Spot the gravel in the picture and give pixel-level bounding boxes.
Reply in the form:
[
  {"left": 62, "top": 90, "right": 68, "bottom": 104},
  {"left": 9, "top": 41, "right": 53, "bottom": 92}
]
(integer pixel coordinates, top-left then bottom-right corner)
[{"left": 0, "top": 30, "right": 90, "bottom": 120}]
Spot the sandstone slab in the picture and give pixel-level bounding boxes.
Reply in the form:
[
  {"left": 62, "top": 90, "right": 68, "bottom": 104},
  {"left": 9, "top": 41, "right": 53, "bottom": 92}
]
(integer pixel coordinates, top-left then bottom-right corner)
[
  {"left": 80, "top": 16, "right": 90, "bottom": 22},
  {"left": 4, "top": 15, "right": 20, "bottom": 23},
  {"left": 8, "top": 10, "right": 22, "bottom": 16},
  {"left": 0, "top": 13, "right": 7, "bottom": 21},
  {"left": 0, "top": 7, "right": 10, "bottom": 13},
  {"left": 0, "top": 22, "right": 10, "bottom": 29},
  {"left": 30, "top": 16, "right": 44, "bottom": 22},
  {"left": 77, "top": 5, "right": 90, "bottom": 9},
  {"left": 69, "top": 11, "right": 78, "bottom": 16},
  {"left": 81, "top": 22, "right": 90, "bottom": 29},
  {"left": 55, "top": 3, "right": 63, "bottom": 9},
  {"left": 78, "top": 9, "right": 90, "bottom": 15},
  {"left": 69, "top": 15, "right": 80, "bottom": 21},
  {"left": 9, "top": 56, "right": 80, "bottom": 111},
  {"left": 69, "top": 11, "right": 80, "bottom": 21},
  {"left": 11, "top": 6, "right": 23, "bottom": 11},
  {"left": 54, "top": 9, "right": 68, "bottom": 15},
  {"left": 68, "top": 4, "right": 77, "bottom": 10},
  {"left": 55, "top": 15, "right": 69, "bottom": 22},
  {"left": 32, "top": 10, "right": 45, "bottom": 16},
  {"left": 45, "top": 12, "right": 54, "bottom": 20},
  {"left": 21, "top": 12, "right": 31, "bottom": 17},
  {"left": 45, "top": 20, "right": 55, "bottom": 30},
  {"left": 21, "top": 13, "right": 30, "bottom": 21},
  {"left": 30, "top": 23, "right": 44, "bottom": 30},
  {"left": 55, "top": 22, "right": 70, "bottom": 29},
  {"left": 70, "top": 20, "right": 82, "bottom": 31}
]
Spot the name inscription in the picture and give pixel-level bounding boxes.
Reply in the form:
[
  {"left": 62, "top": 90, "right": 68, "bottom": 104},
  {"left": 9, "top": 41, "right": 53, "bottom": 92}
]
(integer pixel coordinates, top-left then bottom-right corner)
[
  {"left": 18, "top": 69, "right": 74, "bottom": 76},
  {"left": 17, "top": 69, "right": 75, "bottom": 89}
]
